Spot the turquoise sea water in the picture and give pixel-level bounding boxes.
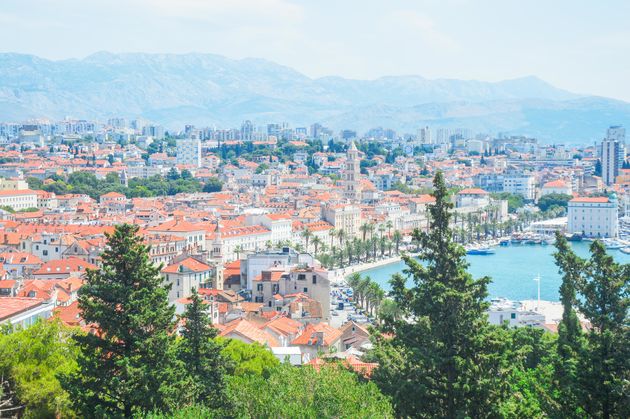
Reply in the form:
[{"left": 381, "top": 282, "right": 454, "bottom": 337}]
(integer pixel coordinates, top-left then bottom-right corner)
[{"left": 360, "top": 242, "right": 630, "bottom": 302}]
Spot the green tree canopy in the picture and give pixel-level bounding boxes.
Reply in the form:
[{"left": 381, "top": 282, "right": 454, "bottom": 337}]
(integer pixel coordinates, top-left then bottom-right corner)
[
  {"left": 220, "top": 338, "right": 279, "bottom": 378},
  {"left": 177, "top": 289, "right": 226, "bottom": 408},
  {"left": 62, "top": 224, "right": 180, "bottom": 417},
  {"left": 0, "top": 319, "right": 79, "bottom": 418},
  {"left": 538, "top": 193, "right": 572, "bottom": 213},
  {"left": 372, "top": 171, "right": 505, "bottom": 417}
]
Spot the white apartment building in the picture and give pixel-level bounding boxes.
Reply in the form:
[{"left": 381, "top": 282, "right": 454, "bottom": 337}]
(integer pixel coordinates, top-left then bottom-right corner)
[
  {"left": 601, "top": 125, "right": 625, "bottom": 186},
  {"left": 321, "top": 204, "right": 362, "bottom": 239},
  {"left": 0, "top": 189, "right": 38, "bottom": 210},
  {"left": 176, "top": 138, "right": 201, "bottom": 167},
  {"left": 503, "top": 174, "right": 536, "bottom": 200},
  {"left": 245, "top": 213, "right": 292, "bottom": 244},
  {"left": 568, "top": 196, "right": 618, "bottom": 238}
]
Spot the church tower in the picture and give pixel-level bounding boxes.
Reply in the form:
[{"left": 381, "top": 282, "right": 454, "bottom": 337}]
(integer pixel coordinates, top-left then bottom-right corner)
[
  {"left": 210, "top": 220, "right": 224, "bottom": 290},
  {"left": 344, "top": 141, "right": 362, "bottom": 202}
]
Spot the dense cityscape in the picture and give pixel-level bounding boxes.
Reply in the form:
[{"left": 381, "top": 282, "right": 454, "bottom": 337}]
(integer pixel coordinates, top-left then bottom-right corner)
[{"left": 1, "top": 1, "right": 629, "bottom": 418}]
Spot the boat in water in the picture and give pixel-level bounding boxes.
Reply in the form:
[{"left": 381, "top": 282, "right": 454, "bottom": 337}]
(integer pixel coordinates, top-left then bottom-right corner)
[
  {"left": 566, "top": 233, "right": 583, "bottom": 242},
  {"left": 467, "top": 247, "right": 496, "bottom": 255},
  {"left": 602, "top": 238, "right": 627, "bottom": 250},
  {"left": 620, "top": 247, "right": 630, "bottom": 255}
]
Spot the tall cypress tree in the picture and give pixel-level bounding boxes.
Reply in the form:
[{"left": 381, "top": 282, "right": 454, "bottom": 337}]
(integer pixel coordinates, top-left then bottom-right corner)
[
  {"left": 63, "top": 224, "right": 179, "bottom": 417},
  {"left": 372, "top": 172, "right": 504, "bottom": 417},
  {"left": 553, "top": 232, "right": 586, "bottom": 417},
  {"left": 575, "top": 241, "right": 629, "bottom": 418},
  {"left": 178, "top": 288, "right": 226, "bottom": 407}
]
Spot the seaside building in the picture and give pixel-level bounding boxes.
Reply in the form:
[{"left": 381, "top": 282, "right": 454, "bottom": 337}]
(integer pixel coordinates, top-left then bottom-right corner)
[
  {"left": 567, "top": 196, "right": 619, "bottom": 238},
  {"left": 321, "top": 204, "right": 362, "bottom": 239}
]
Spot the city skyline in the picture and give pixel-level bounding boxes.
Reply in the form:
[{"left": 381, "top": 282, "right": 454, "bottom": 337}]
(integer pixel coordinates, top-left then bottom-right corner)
[{"left": 2, "top": 0, "right": 630, "bottom": 102}]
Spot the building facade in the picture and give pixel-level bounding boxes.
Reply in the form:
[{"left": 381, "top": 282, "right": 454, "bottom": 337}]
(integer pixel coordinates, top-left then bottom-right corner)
[{"left": 568, "top": 196, "right": 618, "bottom": 238}]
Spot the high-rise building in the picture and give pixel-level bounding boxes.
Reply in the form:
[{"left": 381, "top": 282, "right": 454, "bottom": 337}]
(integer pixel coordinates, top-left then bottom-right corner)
[
  {"left": 601, "top": 125, "right": 626, "bottom": 185},
  {"left": 176, "top": 138, "right": 201, "bottom": 167},
  {"left": 418, "top": 126, "right": 432, "bottom": 144},
  {"left": 241, "top": 120, "right": 254, "bottom": 141}
]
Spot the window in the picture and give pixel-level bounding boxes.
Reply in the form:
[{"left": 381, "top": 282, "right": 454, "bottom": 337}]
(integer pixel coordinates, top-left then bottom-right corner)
[
  {"left": 43, "top": 250, "right": 48, "bottom": 256},
  {"left": 312, "top": 275, "right": 317, "bottom": 284},
  {"left": 511, "top": 313, "right": 516, "bottom": 319},
  {"left": 257, "top": 284, "right": 263, "bottom": 291},
  {"left": 303, "top": 287, "right": 308, "bottom": 293},
  {"left": 298, "top": 274, "right": 306, "bottom": 280}
]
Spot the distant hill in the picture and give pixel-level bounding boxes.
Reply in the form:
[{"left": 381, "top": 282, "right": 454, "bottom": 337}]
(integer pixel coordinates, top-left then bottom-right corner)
[{"left": 0, "top": 52, "right": 628, "bottom": 143}]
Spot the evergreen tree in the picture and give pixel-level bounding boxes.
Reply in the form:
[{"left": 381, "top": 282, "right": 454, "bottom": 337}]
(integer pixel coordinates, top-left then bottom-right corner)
[
  {"left": 575, "top": 241, "right": 629, "bottom": 418},
  {"left": 178, "top": 288, "right": 226, "bottom": 407},
  {"left": 553, "top": 232, "right": 587, "bottom": 417},
  {"left": 372, "top": 172, "right": 504, "bottom": 417},
  {"left": 62, "top": 224, "right": 179, "bottom": 417}
]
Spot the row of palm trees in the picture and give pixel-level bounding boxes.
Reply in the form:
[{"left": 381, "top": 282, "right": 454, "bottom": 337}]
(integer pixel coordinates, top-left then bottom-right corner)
[
  {"left": 300, "top": 222, "right": 405, "bottom": 270},
  {"left": 451, "top": 204, "right": 566, "bottom": 244},
  {"left": 346, "top": 272, "right": 385, "bottom": 320}
]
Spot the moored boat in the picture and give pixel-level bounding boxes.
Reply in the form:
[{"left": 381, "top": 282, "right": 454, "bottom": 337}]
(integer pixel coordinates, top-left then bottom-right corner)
[{"left": 467, "top": 247, "right": 496, "bottom": 255}]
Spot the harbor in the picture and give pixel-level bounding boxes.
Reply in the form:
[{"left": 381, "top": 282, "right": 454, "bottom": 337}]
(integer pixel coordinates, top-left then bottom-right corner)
[{"left": 360, "top": 241, "right": 630, "bottom": 302}]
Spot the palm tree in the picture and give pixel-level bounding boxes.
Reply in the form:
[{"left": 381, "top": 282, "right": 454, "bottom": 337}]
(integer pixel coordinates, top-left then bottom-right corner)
[
  {"left": 367, "top": 223, "right": 375, "bottom": 240},
  {"left": 265, "top": 240, "right": 273, "bottom": 250},
  {"left": 347, "top": 272, "right": 361, "bottom": 290},
  {"left": 356, "top": 276, "right": 372, "bottom": 311},
  {"left": 359, "top": 223, "right": 370, "bottom": 242},
  {"left": 336, "top": 228, "right": 346, "bottom": 248},
  {"left": 301, "top": 228, "right": 312, "bottom": 252},
  {"left": 379, "top": 236, "right": 387, "bottom": 258},
  {"left": 311, "top": 235, "right": 322, "bottom": 254},
  {"left": 392, "top": 230, "right": 403, "bottom": 254},
  {"left": 378, "top": 224, "right": 386, "bottom": 238},
  {"left": 369, "top": 282, "right": 384, "bottom": 318},
  {"left": 385, "top": 220, "right": 393, "bottom": 237},
  {"left": 234, "top": 245, "right": 243, "bottom": 260},
  {"left": 328, "top": 228, "right": 337, "bottom": 249}
]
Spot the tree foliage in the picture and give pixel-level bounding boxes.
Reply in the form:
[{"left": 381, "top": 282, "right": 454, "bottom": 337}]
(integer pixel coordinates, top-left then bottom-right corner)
[
  {"left": 537, "top": 193, "right": 572, "bottom": 213},
  {"left": 145, "top": 364, "right": 394, "bottom": 418},
  {"left": 372, "top": 171, "right": 505, "bottom": 417},
  {"left": 0, "top": 319, "right": 79, "bottom": 418},
  {"left": 177, "top": 289, "right": 226, "bottom": 408},
  {"left": 220, "top": 338, "right": 279, "bottom": 378},
  {"left": 62, "top": 224, "right": 180, "bottom": 417}
]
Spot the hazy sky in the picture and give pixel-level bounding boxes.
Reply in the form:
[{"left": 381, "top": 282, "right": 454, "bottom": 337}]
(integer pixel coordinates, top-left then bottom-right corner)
[{"left": 2, "top": 0, "right": 630, "bottom": 101}]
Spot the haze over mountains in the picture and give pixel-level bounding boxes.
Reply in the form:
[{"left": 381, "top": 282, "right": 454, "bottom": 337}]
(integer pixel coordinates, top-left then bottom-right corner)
[{"left": 1, "top": 52, "right": 629, "bottom": 143}]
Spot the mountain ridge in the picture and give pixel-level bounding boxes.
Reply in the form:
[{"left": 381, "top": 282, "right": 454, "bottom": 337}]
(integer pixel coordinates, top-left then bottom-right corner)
[{"left": 0, "top": 52, "right": 628, "bottom": 143}]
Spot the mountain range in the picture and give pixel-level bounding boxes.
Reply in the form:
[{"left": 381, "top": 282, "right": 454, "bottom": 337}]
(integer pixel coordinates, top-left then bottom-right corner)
[{"left": 1, "top": 51, "right": 629, "bottom": 143}]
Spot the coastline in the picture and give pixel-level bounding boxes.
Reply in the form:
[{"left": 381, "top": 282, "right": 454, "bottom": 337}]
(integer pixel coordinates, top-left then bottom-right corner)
[{"left": 328, "top": 254, "right": 409, "bottom": 285}]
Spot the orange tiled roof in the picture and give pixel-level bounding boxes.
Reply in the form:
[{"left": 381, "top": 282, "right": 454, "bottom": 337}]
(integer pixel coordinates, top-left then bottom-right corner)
[{"left": 162, "top": 257, "right": 211, "bottom": 274}]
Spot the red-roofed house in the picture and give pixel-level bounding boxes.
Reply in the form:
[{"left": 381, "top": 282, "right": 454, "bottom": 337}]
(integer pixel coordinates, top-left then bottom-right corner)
[
  {"left": 541, "top": 179, "right": 572, "bottom": 196},
  {"left": 161, "top": 257, "right": 213, "bottom": 302},
  {"left": 220, "top": 318, "right": 280, "bottom": 347},
  {"left": 0, "top": 297, "right": 54, "bottom": 328},
  {"left": 32, "top": 257, "right": 97, "bottom": 280},
  {"left": 290, "top": 322, "right": 343, "bottom": 361}
]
